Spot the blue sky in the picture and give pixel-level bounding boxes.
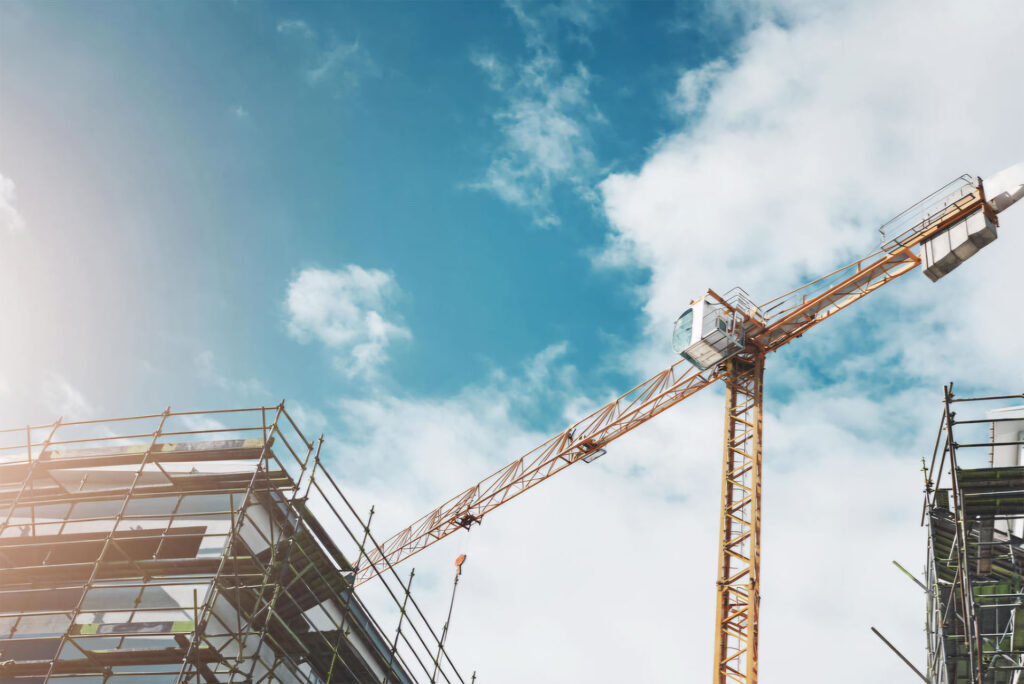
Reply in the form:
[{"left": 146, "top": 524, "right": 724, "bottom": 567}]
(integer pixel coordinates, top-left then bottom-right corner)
[
  {"left": 2, "top": 1, "right": 1024, "bottom": 682},
  {"left": 0, "top": 0, "right": 738, "bottom": 412}
]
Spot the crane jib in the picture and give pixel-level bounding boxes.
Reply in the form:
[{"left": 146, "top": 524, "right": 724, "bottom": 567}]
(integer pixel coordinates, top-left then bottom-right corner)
[
  {"left": 356, "top": 174, "right": 1003, "bottom": 592},
  {"left": 355, "top": 361, "right": 725, "bottom": 584}
]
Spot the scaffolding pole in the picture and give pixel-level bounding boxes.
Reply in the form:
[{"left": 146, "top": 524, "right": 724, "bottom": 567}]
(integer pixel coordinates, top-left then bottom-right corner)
[
  {"left": 0, "top": 405, "right": 468, "bottom": 684},
  {"left": 923, "top": 384, "right": 1024, "bottom": 684}
]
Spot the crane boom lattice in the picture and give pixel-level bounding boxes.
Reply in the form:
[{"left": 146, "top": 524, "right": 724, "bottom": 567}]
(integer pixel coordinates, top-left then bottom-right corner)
[{"left": 357, "top": 361, "right": 725, "bottom": 583}]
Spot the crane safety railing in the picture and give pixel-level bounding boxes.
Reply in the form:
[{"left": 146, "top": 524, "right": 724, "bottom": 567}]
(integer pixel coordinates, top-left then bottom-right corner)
[{"left": 753, "top": 175, "right": 989, "bottom": 351}]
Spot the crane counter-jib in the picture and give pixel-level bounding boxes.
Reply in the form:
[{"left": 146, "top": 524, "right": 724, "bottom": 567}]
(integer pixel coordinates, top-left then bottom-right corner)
[{"left": 355, "top": 164, "right": 1024, "bottom": 592}]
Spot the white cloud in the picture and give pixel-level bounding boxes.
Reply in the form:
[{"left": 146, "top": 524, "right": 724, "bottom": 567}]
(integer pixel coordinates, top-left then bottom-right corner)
[
  {"left": 276, "top": 18, "right": 377, "bottom": 88},
  {"left": 341, "top": 2, "right": 1024, "bottom": 682},
  {"left": 230, "top": 105, "right": 249, "bottom": 119},
  {"left": 285, "top": 266, "right": 411, "bottom": 378},
  {"left": 276, "top": 19, "right": 314, "bottom": 40},
  {"left": 0, "top": 174, "right": 26, "bottom": 233},
  {"left": 330, "top": 342, "right": 934, "bottom": 682},
  {"left": 470, "top": 3, "right": 604, "bottom": 226},
  {"left": 668, "top": 58, "right": 729, "bottom": 116},
  {"left": 470, "top": 51, "right": 507, "bottom": 91},
  {"left": 177, "top": 413, "right": 228, "bottom": 433},
  {"left": 600, "top": 1, "right": 1024, "bottom": 379},
  {"left": 40, "top": 372, "right": 93, "bottom": 420},
  {"left": 260, "top": 2, "right": 1024, "bottom": 682},
  {"left": 307, "top": 41, "right": 364, "bottom": 85},
  {"left": 195, "top": 350, "right": 270, "bottom": 399},
  {"left": 586, "top": 0, "right": 1024, "bottom": 680},
  {"left": 285, "top": 401, "right": 328, "bottom": 440}
]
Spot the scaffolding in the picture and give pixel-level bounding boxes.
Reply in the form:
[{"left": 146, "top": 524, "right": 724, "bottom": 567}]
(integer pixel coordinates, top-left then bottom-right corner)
[
  {"left": 0, "top": 404, "right": 468, "bottom": 683},
  {"left": 924, "top": 386, "right": 1024, "bottom": 684}
]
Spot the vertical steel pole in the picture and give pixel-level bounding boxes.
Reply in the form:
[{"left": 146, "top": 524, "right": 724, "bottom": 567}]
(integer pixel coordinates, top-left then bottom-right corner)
[
  {"left": 432, "top": 558, "right": 465, "bottom": 684},
  {"left": 384, "top": 567, "right": 415, "bottom": 684},
  {"left": 943, "top": 384, "right": 982, "bottom": 684},
  {"left": 712, "top": 350, "right": 763, "bottom": 684}
]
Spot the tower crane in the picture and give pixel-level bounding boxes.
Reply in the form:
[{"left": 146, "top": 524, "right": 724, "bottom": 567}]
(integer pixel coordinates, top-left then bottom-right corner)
[{"left": 355, "top": 164, "right": 1024, "bottom": 683}]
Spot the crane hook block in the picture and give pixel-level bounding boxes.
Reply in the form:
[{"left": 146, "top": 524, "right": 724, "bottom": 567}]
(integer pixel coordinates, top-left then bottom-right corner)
[{"left": 455, "top": 513, "right": 481, "bottom": 530}]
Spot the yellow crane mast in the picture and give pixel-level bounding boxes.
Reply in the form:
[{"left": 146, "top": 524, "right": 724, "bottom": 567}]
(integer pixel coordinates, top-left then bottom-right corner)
[
  {"left": 714, "top": 351, "right": 763, "bottom": 683},
  {"left": 356, "top": 166, "right": 1024, "bottom": 683}
]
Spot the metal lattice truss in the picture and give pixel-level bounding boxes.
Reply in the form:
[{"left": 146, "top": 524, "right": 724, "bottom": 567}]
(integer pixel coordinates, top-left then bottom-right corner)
[
  {"left": 359, "top": 176, "right": 995, "bottom": 589},
  {"left": 358, "top": 359, "right": 726, "bottom": 584},
  {"left": 712, "top": 353, "right": 763, "bottom": 684},
  {"left": 756, "top": 177, "right": 990, "bottom": 351}
]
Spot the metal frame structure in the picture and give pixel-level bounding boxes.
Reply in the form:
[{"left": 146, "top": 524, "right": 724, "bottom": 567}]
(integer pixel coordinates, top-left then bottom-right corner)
[
  {"left": 359, "top": 175, "right": 994, "bottom": 585},
  {"left": 0, "top": 405, "right": 467, "bottom": 683},
  {"left": 353, "top": 175, "right": 1000, "bottom": 684},
  {"left": 924, "top": 386, "right": 1024, "bottom": 684},
  {"left": 712, "top": 352, "right": 763, "bottom": 684}
]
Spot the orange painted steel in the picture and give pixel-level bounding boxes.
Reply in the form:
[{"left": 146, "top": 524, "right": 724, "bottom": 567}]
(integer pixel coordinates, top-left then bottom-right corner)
[
  {"left": 357, "top": 182, "right": 994, "bottom": 589},
  {"left": 356, "top": 177, "right": 995, "bottom": 680},
  {"left": 712, "top": 351, "right": 763, "bottom": 684},
  {"left": 358, "top": 359, "right": 726, "bottom": 582},
  {"left": 753, "top": 185, "right": 993, "bottom": 352}
]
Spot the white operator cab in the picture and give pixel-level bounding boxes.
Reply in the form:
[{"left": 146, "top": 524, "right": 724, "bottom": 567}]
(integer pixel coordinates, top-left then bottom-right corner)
[{"left": 672, "top": 294, "right": 747, "bottom": 371}]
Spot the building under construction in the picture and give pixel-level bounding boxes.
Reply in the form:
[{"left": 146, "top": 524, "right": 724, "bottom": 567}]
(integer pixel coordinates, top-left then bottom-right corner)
[
  {"left": 924, "top": 386, "right": 1024, "bottom": 683},
  {"left": 0, "top": 405, "right": 467, "bottom": 683}
]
